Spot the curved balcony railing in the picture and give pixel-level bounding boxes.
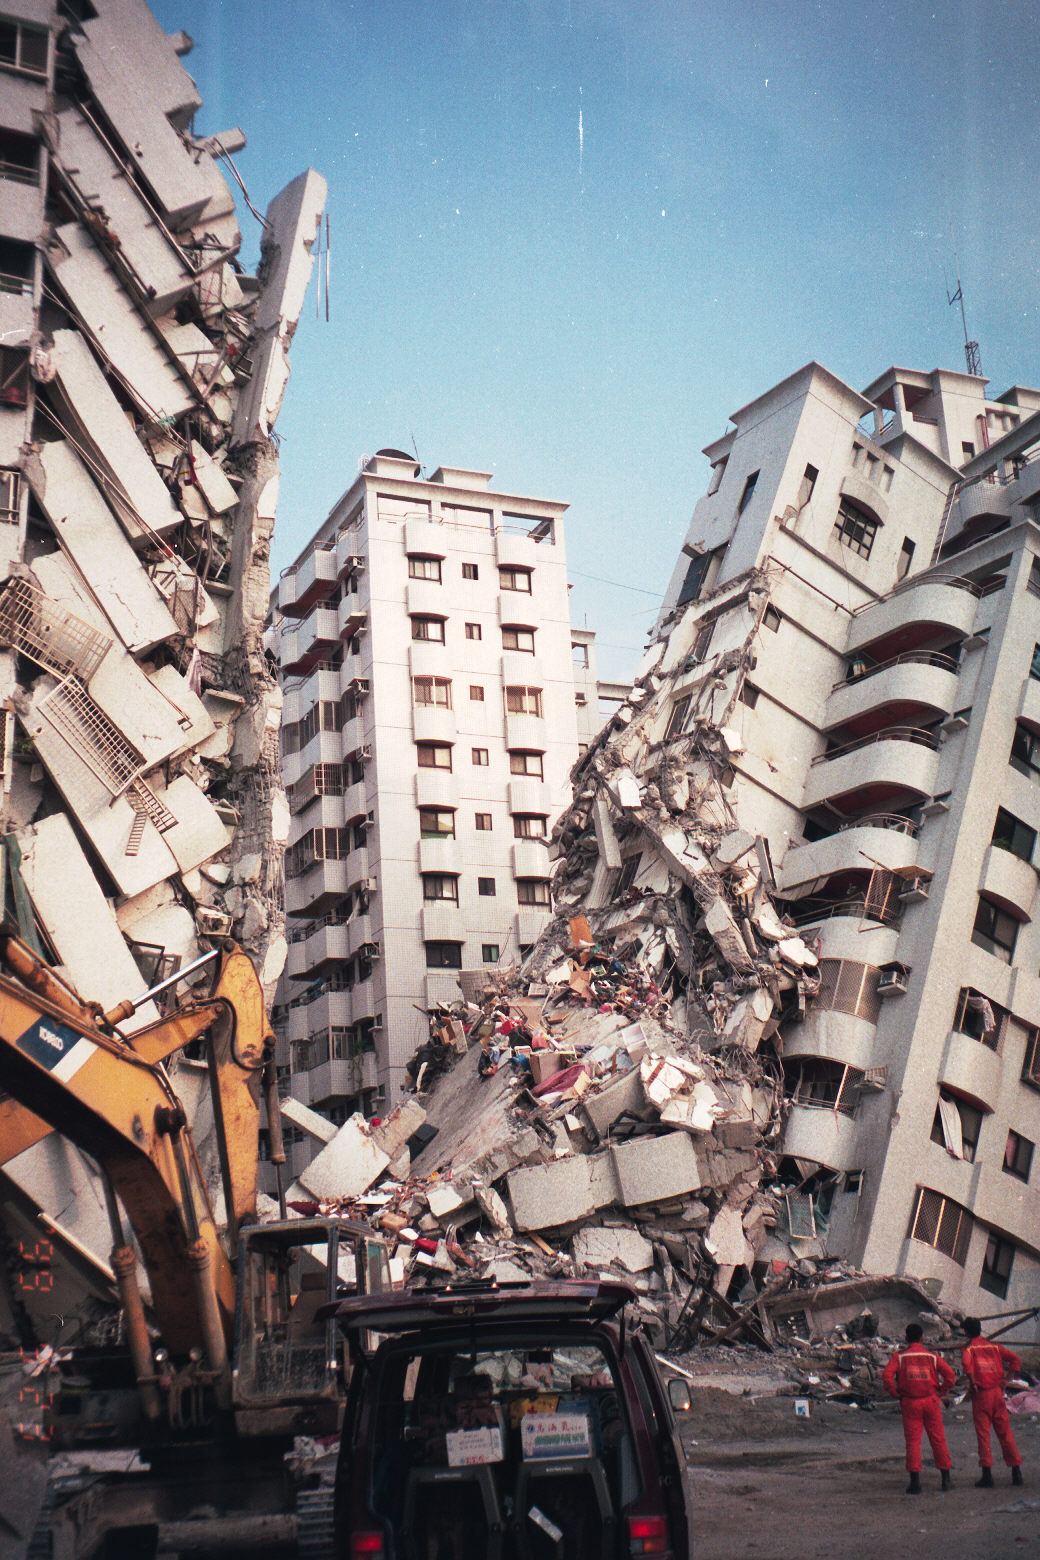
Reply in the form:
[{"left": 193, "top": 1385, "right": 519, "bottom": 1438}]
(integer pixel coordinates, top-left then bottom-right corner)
[
  {"left": 852, "top": 573, "right": 984, "bottom": 616},
  {"left": 790, "top": 897, "right": 902, "bottom": 929},
  {"left": 838, "top": 812, "right": 920, "bottom": 838},
  {"left": 836, "top": 650, "right": 960, "bottom": 692},
  {"left": 811, "top": 726, "right": 940, "bottom": 767}
]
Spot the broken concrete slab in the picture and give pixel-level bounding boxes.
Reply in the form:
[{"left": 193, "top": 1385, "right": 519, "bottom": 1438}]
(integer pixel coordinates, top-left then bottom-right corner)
[
  {"left": 292, "top": 1113, "right": 390, "bottom": 1203},
  {"left": 611, "top": 1133, "right": 708, "bottom": 1208},
  {"left": 507, "top": 1152, "right": 619, "bottom": 1232},
  {"left": 573, "top": 1225, "right": 655, "bottom": 1273},
  {"left": 280, "top": 1096, "right": 338, "bottom": 1144},
  {"left": 581, "top": 1068, "right": 649, "bottom": 1140}
]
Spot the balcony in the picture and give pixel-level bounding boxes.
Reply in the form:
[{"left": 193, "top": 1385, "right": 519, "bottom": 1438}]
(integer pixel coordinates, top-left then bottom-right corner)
[
  {"left": 300, "top": 918, "right": 351, "bottom": 976},
  {"left": 336, "top": 531, "right": 367, "bottom": 578},
  {"left": 496, "top": 528, "right": 552, "bottom": 566},
  {"left": 1016, "top": 675, "right": 1040, "bottom": 738},
  {"left": 278, "top": 546, "right": 337, "bottom": 617},
  {"left": 342, "top": 779, "right": 368, "bottom": 825},
  {"left": 970, "top": 1161, "right": 1040, "bottom": 1253},
  {"left": 302, "top": 988, "right": 353, "bottom": 1034},
  {"left": 504, "top": 712, "right": 546, "bottom": 751},
  {"left": 779, "top": 816, "right": 919, "bottom": 896},
  {"left": 304, "top": 1057, "right": 364, "bottom": 1106},
  {"left": 782, "top": 1009, "right": 880, "bottom": 1068},
  {"left": 515, "top": 907, "right": 551, "bottom": 945},
  {"left": 501, "top": 653, "right": 545, "bottom": 686},
  {"left": 346, "top": 914, "right": 374, "bottom": 960},
  {"left": 338, "top": 599, "right": 368, "bottom": 640},
  {"left": 419, "top": 835, "right": 460, "bottom": 873},
  {"left": 955, "top": 477, "right": 1015, "bottom": 530},
  {"left": 294, "top": 727, "right": 343, "bottom": 778},
  {"left": 421, "top": 902, "right": 465, "bottom": 940},
  {"left": 279, "top": 607, "right": 340, "bottom": 675},
  {"left": 980, "top": 843, "right": 1037, "bottom": 921},
  {"left": 404, "top": 517, "right": 449, "bottom": 558},
  {"left": 287, "top": 793, "right": 345, "bottom": 837},
  {"left": 345, "top": 848, "right": 372, "bottom": 892},
  {"left": 790, "top": 903, "right": 900, "bottom": 966},
  {"left": 825, "top": 653, "right": 960, "bottom": 737},
  {"left": 412, "top": 703, "right": 457, "bottom": 743},
  {"left": 406, "top": 580, "right": 447, "bottom": 618},
  {"left": 801, "top": 727, "right": 939, "bottom": 814},
  {"left": 282, "top": 667, "right": 341, "bottom": 724},
  {"left": 409, "top": 639, "right": 449, "bottom": 677},
  {"left": 781, "top": 1103, "right": 860, "bottom": 1171},
  {"left": 938, "top": 1026, "right": 1002, "bottom": 1113},
  {"left": 284, "top": 857, "right": 350, "bottom": 918},
  {"left": 415, "top": 768, "right": 457, "bottom": 808},
  {"left": 508, "top": 777, "right": 552, "bottom": 814},
  {"left": 846, "top": 576, "right": 979, "bottom": 661},
  {"left": 512, "top": 839, "right": 550, "bottom": 877}
]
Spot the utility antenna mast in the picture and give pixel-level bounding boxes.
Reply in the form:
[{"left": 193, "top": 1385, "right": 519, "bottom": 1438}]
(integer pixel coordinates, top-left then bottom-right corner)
[{"left": 946, "top": 272, "right": 981, "bottom": 377}]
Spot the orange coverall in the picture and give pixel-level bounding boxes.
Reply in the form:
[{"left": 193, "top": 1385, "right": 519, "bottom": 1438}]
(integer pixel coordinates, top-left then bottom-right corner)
[
  {"left": 961, "top": 1336, "right": 1022, "bottom": 1470},
  {"left": 882, "top": 1342, "right": 956, "bottom": 1472}
]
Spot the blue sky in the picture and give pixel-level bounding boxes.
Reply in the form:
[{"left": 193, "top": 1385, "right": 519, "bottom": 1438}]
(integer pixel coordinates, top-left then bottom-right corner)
[{"left": 153, "top": 0, "right": 1039, "bottom": 681}]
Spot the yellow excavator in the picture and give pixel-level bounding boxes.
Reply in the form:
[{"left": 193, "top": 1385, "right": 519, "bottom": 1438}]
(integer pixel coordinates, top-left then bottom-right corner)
[{"left": 0, "top": 925, "right": 389, "bottom": 1558}]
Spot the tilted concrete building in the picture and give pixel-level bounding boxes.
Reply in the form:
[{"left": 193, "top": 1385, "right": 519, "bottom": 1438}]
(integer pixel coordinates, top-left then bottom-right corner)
[
  {"left": 268, "top": 456, "right": 587, "bottom": 1136},
  {"left": 0, "top": 0, "right": 323, "bottom": 1257},
  {"left": 616, "top": 361, "right": 1040, "bottom": 1325}
]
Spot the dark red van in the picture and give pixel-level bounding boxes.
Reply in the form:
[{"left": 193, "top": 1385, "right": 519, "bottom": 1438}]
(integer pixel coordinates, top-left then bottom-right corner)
[{"left": 325, "top": 1279, "right": 690, "bottom": 1559}]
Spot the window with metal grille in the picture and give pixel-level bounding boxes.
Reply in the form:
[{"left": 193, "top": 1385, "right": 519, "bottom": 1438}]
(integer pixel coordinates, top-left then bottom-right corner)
[
  {"left": 980, "top": 1233, "right": 1016, "bottom": 1299},
  {"left": 505, "top": 686, "right": 542, "bottom": 716},
  {"left": 813, "top": 959, "right": 882, "bottom": 1025},
  {"left": 0, "top": 577, "right": 112, "bottom": 679},
  {"left": 971, "top": 897, "right": 1019, "bottom": 963},
  {"left": 907, "top": 1186, "right": 972, "bottom": 1266},
  {"left": 784, "top": 1059, "right": 863, "bottom": 1118},
  {"left": 952, "top": 987, "right": 1007, "bottom": 1050},
  {"left": 412, "top": 675, "right": 451, "bottom": 707},
  {"left": 0, "top": 469, "right": 20, "bottom": 523},
  {"left": 834, "top": 496, "right": 879, "bottom": 559}
]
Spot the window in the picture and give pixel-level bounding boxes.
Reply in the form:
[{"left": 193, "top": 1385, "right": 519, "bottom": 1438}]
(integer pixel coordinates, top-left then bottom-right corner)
[
  {"left": 952, "top": 988, "right": 1007, "bottom": 1050},
  {"left": 1004, "top": 1129, "right": 1034, "bottom": 1183},
  {"left": 477, "top": 877, "right": 496, "bottom": 896},
  {"left": 412, "top": 675, "right": 451, "bottom": 707},
  {"left": 834, "top": 497, "right": 879, "bottom": 559},
  {"left": 462, "top": 562, "right": 479, "bottom": 580},
  {"left": 739, "top": 681, "right": 759, "bottom": 708},
  {"left": 575, "top": 692, "right": 587, "bottom": 707},
  {"left": 408, "top": 555, "right": 442, "bottom": 582},
  {"left": 0, "top": 21, "right": 48, "bottom": 77},
  {"left": 471, "top": 747, "right": 489, "bottom": 766},
  {"left": 972, "top": 896, "right": 1019, "bottom": 963},
  {"left": 784, "top": 1059, "right": 863, "bottom": 1117},
  {"left": 686, "top": 621, "right": 715, "bottom": 666},
  {"left": 425, "top": 940, "right": 462, "bottom": 969},
  {"left": 0, "top": 469, "right": 19, "bottom": 525},
  {"left": 962, "top": 441, "right": 975, "bottom": 461},
  {"left": 764, "top": 604, "right": 782, "bottom": 632},
  {"left": 617, "top": 854, "right": 641, "bottom": 894},
  {"left": 572, "top": 640, "right": 590, "bottom": 668},
  {"left": 797, "top": 464, "right": 818, "bottom": 508},
  {"left": 422, "top": 873, "right": 459, "bottom": 902},
  {"left": 664, "top": 695, "right": 690, "bottom": 740},
  {"left": 677, "top": 551, "right": 712, "bottom": 606},
  {"left": 930, "top": 1090, "right": 984, "bottom": 1162},
  {"left": 475, "top": 813, "right": 492, "bottom": 831},
  {"left": 411, "top": 616, "right": 445, "bottom": 642},
  {"left": 907, "top": 1186, "right": 972, "bottom": 1266},
  {"left": 416, "top": 742, "right": 451, "bottom": 770},
  {"left": 898, "top": 537, "right": 916, "bottom": 580},
  {"left": 513, "top": 814, "right": 547, "bottom": 839},
  {"left": 1011, "top": 722, "right": 1040, "bottom": 780},
  {"left": 737, "top": 470, "right": 760, "bottom": 515},
  {"left": 980, "top": 1233, "right": 1016, "bottom": 1299},
  {"left": 509, "top": 751, "right": 543, "bottom": 778},
  {"left": 1031, "top": 643, "right": 1040, "bottom": 682},
  {"left": 992, "top": 807, "right": 1035, "bottom": 863},
  {"left": 469, "top": 685, "right": 485, "bottom": 702},
  {"left": 505, "top": 686, "right": 542, "bottom": 716},
  {"left": 499, "top": 566, "right": 532, "bottom": 592},
  {"left": 1029, "top": 558, "right": 1040, "bottom": 599},
  {"left": 517, "top": 878, "right": 551, "bottom": 906},
  {"left": 1021, "top": 1025, "right": 1040, "bottom": 1089},
  {"left": 0, "top": 128, "right": 39, "bottom": 185},
  {"left": 502, "top": 626, "right": 535, "bottom": 653},
  {"left": 465, "top": 622, "right": 482, "bottom": 640},
  {"left": 419, "top": 807, "right": 454, "bottom": 838},
  {"left": 482, "top": 944, "right": 500, "bottom": 963}
]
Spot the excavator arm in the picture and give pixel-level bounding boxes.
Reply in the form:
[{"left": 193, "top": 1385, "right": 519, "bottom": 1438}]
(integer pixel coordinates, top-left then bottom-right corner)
[{"left": 0, "top": 930, "right": 275, "bottom": 1358}]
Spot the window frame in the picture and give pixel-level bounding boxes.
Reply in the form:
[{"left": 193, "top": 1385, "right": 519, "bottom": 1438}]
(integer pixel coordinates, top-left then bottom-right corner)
[
  {"left": 502, "top": 625, "right": 536, "bottom": 654},
  {"left": 424, "top": 940, "right": 463, "bottom": 969},
  {"left": 509, "top": 750, "right": 543, "bottom": 779},
  {"left": 412, "top": 675, "right": 452, "bottom": 708},
  {"left": 418, "top": 806, "right": 455, "bottom": 839},
  {"left": 505, "top": 685, "right": 543, "bottom": 717},
  {"left": 1004, "top": 1129, "right": 1034, "bottom": 1183},
  {"left": 465, "top": 622, "right": 482, "bottom": 640},
  {"left": 416, "top": 741, "right": 452, "bottom": 771},
  {"left": 971, "top": 896, "right": 1020, "bottom": 964},
  {"left": 499, "top": 565, "right": 532, "bottom": 593},
  {"left": 980, "top": 1233, "right": 1016, "bottom": 1299},
  {"left": 834, "top": 496, "right": 880, "bottom": 559},
  {"left": 421, "top": 873, "right": 459, "bottom": 904},
  {"left": 513, "top": 814, "right": 548, "bottom": 839},
  {"left": 411, "top": 615, "right": 446, "bottom": 643},
  {"left": 0, "top": 19, "right": 48, "bottom": 78},
  {"left": 474, "top": 812, "right": 492, "bottom": 831},
  {"left": 992, "top": 806, "right": 1035, "bottom": 863},
  {"left": 471, "top": 746, "right": 489, "bottom": 766},
  {"left": 516, "top": 877, "right": 551, "bottom": 906},
  {"left": 462, "top": 562, "right": 479, "bottom": 580},
  {"left": 907, "top": 1186, "right": 973, "bottom": 1266},
  {"left": 407, "top": 555, "right": 442, "bottom": 583},
  {"left": 477, "top": 877, "right": 496, "bottom": 897}
]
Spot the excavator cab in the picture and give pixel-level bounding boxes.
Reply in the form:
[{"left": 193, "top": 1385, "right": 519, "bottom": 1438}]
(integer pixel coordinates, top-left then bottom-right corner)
[{"left": 232, "top": 1216, "right": 390, "bottom": 1438}]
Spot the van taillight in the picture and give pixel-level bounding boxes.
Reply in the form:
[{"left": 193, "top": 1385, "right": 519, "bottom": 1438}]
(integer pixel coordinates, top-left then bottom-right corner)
[
  {"left": 350, "top": 1534, "right": 384, "bottom": 1557},
  {"left": 628, "top": 1513, "right": 669, "bottom": 1555}
]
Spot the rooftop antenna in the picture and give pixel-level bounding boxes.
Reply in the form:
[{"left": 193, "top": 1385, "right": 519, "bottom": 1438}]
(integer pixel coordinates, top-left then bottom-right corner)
[{"left": 945, "top": 263, "right": 981, "bottom": 377}]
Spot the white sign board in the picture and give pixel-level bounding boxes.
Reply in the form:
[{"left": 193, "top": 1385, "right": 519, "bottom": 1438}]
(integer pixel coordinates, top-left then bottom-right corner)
[{"left": 520, "top": 1412, "right": 592, "bottom": 1460}]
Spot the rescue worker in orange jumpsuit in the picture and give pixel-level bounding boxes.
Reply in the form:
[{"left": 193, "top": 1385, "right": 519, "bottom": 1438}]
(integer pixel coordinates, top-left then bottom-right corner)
[
  {"left": 882, "top": 1322, "right": 956, "bottom": 1494},
  {"left": 961, "top": 1316, "right": 1024, "bottom": 1487}
]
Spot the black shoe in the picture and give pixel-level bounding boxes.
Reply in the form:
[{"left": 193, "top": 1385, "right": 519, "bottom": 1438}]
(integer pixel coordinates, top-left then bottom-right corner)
[
  {"left": 1012, "top": 1466, "right": 1024, "bottom": 1487},
  {"left": 976, "top": 1468, "right": 995, "bottom": 1488},
  {"left": 940, "top": 1469, "right": 952, "bottom": 1492},
  {"left": 906, "top": 1472, "right": 922, "bottom": 1495}
]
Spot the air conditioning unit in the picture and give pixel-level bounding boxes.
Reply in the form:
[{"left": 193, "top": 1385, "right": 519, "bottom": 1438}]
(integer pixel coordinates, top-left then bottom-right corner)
[
  {"left": 358, "top": 744, "right": 372, "bottom": 761},
  {"left": 363, "top": 876, "right": 378, "bottom": 893},
  {"left": 371, "top": 1014, "right": 384, "bottom": 1031},
  {"left": 345, "top": 555, "right": 366, "bottom": 572},
  {"left": 898, "top": 875, "right": 931, "bottom": 903},
  {"left": 348, "top": 677, "right": 371, "bottom": 697},
  {"left": 196, "top": 906, "right": 234, "bottom": 937},
  {"left": 878, "top": 964, "right": 910, "bottom": 995},
  {"left": 361, "top": 811, "right": 375, "bottom": 829},
  {"left": 941, "top": 710, "right": 970, "bottom": 733},
  {"left": 360, "top": 941, "right": 381, "bottom": 960},
  {"left": 921, "top": 793, "right": 951, "bottom": 817}
]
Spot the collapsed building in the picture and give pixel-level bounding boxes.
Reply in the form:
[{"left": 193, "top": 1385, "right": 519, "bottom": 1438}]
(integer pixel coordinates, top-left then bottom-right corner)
[{"left": 0, "top": 0, "right": 324, "bottom": 1262}]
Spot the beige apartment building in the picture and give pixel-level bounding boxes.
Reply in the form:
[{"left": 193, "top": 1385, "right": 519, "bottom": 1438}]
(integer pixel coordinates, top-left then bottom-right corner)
[
  {"left": 644, "top": 361, "right": 1040, "bottom": 1323},
  {"left": 270, "top": 454, "right": 589, "bottom": 1132}
]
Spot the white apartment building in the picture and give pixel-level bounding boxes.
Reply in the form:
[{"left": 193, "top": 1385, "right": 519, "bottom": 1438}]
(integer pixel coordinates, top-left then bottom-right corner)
[
  {"left": 271, "top": 454, "right": 584, "bottom": 1129},
  {"left": 645, "top": 361, "right": 1040, "bottom": 1327}
]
